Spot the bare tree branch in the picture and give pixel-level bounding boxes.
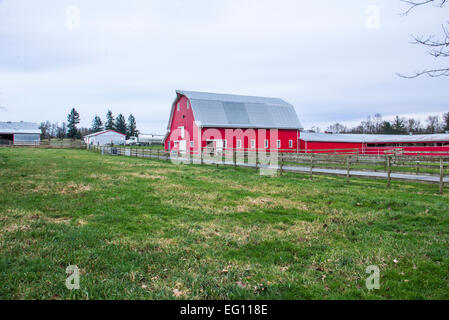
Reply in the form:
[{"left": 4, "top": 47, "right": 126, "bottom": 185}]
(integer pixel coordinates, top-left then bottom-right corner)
[
  {"left": 400, "top": 0, "right": 449, "bottom": 77},
  {"left": 401, "top": 0, "right": 447, "bottom": 15},
  {"left": 411, "top": 27, "right": 449, "bottom": 58},
  {"left": 397, "top": 68, "right": 449, "bottom": 78}
]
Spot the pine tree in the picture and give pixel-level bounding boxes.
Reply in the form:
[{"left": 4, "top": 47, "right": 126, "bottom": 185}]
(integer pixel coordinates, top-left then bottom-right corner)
[
  {"left": 67, "top": 108, "right": 80, "bottom": 139},
  {"left": 127, "top": 114, "right": 138, "bottom": 138},
  {"left": 114, "top": 114, "right": 127, "bottom": 135},
  {"left": 105, "top": 110, "right": 115, "bottom": 130},
  {"left": 91, "top": 115, "right": 104, "bottom": 133},
  {"left": 392, "top": 115, "right": 406, "bottom": 134},
  {"left": 381, "top": 121, "right": 394, "bottom": 134}
]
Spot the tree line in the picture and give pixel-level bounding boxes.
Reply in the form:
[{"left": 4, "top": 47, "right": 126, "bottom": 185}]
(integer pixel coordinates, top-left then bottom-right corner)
[
  {"left": 39, "top": 108, "right": 138, "bottom": 140},
  {"left": 324, "top": 112, "right": 449, "bottom": 135}
]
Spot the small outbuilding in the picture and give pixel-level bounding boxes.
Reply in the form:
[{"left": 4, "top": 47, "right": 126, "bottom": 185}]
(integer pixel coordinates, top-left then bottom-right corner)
[
  {"left": 83, "top": 130, "right": 126, "bottom": 146},
  {"left": 0, "top": 121, "right": 40, "bottom": 145},
  {"left": 299, "top": 132, "right": 449, "bottom": 154}
]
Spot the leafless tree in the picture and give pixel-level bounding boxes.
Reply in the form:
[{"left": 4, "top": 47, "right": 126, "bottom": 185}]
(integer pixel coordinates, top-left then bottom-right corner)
[
  {"left": 326, "top": 122, "right": 348, "bottom": 133},
  {"left": 399, "top": 0, "right": 449, "bottom": 78},
  {"left": 373, "top": 113, "right": 383, "bottom": 132},
  {"left": 425, "top": 115, "right": 443, "bottom": 132},
  {"left": 308, "top": 126, "right": 321, "bottom": 133},
  {"left": 406, "top": 118, "right": 424, "bottom": 133},
  {"left": 0, "top": 92, "right": 6, "bottom": 111}
]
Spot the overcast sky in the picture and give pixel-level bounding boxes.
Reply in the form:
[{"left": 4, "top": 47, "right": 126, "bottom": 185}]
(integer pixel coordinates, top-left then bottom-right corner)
[{"left": 0, "top": 0, "right": 448, "bottom": 133}]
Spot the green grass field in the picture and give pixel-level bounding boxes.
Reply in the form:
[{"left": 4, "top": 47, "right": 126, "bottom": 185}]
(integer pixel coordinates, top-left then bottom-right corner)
[{"left": 0, "top": 147, "right": 448, "bottom": 299}]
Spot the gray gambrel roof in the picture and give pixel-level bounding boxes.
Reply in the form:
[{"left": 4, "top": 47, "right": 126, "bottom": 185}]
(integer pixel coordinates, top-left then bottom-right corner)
[
  {"left": 169, "top": 90, "right": 302, "bottom": 130},
  {"left": 0, "top": 121, "right": 40, "bottom": 134}
]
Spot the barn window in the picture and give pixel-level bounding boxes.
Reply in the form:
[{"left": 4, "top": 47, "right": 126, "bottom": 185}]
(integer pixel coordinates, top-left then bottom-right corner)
[
  {"left": 264, "top": 140, "right": 268, "bottom": 148},
  {"left": 223, "top": 140, "right": 227, "bottom": 148},
  {"left": 174, "top": 141, "right": 178, "bottom": 147},
  {"left": 289, "top": 140, "right": 293, "bottom": 148},
  {"left": 251, "top": 139, "right": 255, "bottom": 148},
  {"left": 190, "top": 141, "right": 194, "bottom": 147},
  {"left": 237, "top": 140, "right": 242, "bottom": 148},
  {"left": 177, "top": 103, "right": 180, "bottom": 111},
  {"left": 179, "top": 126, "right": 185, "bottom": 138},
  {"left": 187, "top": 100, "right": 190, "bottom": 109},
  {"left": 277, "top": 140, "right": 281, "bottom": 148}
]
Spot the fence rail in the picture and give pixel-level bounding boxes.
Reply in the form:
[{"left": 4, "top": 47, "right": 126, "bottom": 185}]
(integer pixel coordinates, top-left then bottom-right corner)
[
  {"left": 0, "top": 140, "right": 87, "bottom": 149},
  {"left": 88, "top": 145, "right": 448, "bottom": 194}
]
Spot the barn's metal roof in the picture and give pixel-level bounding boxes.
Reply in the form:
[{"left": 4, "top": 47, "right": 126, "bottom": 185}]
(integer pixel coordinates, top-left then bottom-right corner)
[
  {"left": 300, "top": 132, "right": 449, "bottom": 143},
  {"left": 0, "top": 121, "right": 40, "bottom": 134},
  {"left": 84, "top": 130, "right": 126, "bottom": 137},
  {"left": 172, "top": 90, "right": 302, "bottom": 130}
]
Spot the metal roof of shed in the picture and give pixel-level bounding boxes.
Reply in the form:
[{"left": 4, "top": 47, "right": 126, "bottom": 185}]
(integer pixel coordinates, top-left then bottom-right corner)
[
  {"left": 300, "top": 132, "right": 449, "bottom": 143},
  {"left": 84, "top": 130, "right": 126, "bottom": 138},
  {"left": 170, "top": 90, "right": 302, "bottom": 130},
  {"left": 0, "top": 121, "right": 40, "bottom": 134}
]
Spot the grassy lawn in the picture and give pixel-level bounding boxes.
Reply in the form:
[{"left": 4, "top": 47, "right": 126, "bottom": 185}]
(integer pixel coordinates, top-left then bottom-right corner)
[{"left": 0, "top": 147, "right": 448, "bottom": 299}]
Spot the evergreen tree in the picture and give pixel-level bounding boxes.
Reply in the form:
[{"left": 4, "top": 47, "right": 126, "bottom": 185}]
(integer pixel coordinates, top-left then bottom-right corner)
[
  {"left": 392, "top": 115, "right": 406, "bottom": 134},
  {"left": 380, "top": 121, "right": 394, "bottom": 134},
  {"left": 114, "top": 114, "right": 127, "bottom": 135},
  {"left": 105, "top": 110, "right": 115, "bottom": 130},
  {"left": 127, "top": 114, "right": 138, "bottom": 138},
  {"left": 67, "top": 108, "right": 80, "bottom": 139},
  {"left": 91, "top": 115, "right": 104, "bottom": 133}
]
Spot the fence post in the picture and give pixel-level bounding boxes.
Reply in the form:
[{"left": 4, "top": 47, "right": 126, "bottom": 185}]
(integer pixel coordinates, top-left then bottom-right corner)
[
  {"left": 346, "top": 155, "right": 350, "bottom": 184},
  {"left": 233, "top": 149, "right": 236, "bottom": 169},
  {"left": 416, "top": 159, "right": 419, "bottom": 175},
  {"left": 440, "top": 158, "right": 444, "bottom": 195},
  {"left": 279, "top": 153, "right": 284, "bottom": 176},
  {"left": 310, "top": 154, "right": 313, "bottom": 179},
  {"left": 200, "top": 147, "right": 203, "bottom": 165},
  {"left": 387, "top": 155, "right": 391, "bottom": 188},
  {"left": 255, "top": 150, "right": 259, "bottom": 171}
]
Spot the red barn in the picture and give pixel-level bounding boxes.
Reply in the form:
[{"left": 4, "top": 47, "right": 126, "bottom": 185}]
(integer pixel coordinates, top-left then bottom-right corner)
[{"left": 164, "top": 90, "right": 302, "bottom": 153}]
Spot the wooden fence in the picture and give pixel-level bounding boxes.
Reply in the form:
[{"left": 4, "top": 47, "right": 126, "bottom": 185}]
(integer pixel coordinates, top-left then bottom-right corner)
[{"left": 88, "top": 145, "right": 448, "bottom": 194}]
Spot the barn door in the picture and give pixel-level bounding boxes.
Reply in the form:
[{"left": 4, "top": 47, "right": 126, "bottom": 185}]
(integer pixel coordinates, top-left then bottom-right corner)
[
  {"left": 215, "top": 140, "right": 223, "bottom": 153},
  {"left": 179, "top": 140, "right": 186, "bottom": 153}
]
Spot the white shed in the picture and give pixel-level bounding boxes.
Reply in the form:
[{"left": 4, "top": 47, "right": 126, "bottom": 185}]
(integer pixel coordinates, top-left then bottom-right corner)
[{"left": 83, "top": 130, "right": 126, "bottom": 146}]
